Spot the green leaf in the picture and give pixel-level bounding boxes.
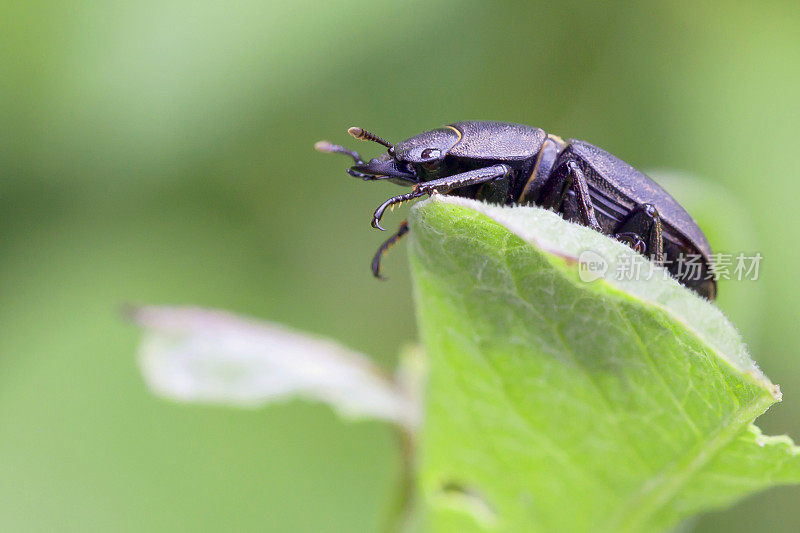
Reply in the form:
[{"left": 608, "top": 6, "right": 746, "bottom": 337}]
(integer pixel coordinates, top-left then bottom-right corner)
[{"left": 407, "top": 195, "right": 800, "bottom": 533}]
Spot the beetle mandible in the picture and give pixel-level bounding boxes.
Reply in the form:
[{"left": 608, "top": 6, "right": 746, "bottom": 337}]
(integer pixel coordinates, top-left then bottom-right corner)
[{"left": 316, "top": 121, "right": 716, "bottom": 300}]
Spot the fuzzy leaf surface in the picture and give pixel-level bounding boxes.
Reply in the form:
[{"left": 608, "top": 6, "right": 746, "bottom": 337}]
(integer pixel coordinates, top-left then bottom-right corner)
[{"left": 408, "top": 196, "right": 799, "bottom": 532}]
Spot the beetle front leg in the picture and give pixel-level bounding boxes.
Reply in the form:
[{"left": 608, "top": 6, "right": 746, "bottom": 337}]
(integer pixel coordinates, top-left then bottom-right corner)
[
  {"left": 371, "top": 191, "right": 424, "bottom": 230},
  {"left": 371, "top": 164, "right": 511, "bottom": 230},
  {"left": 614, "top": 203, "right": 664, "bottom": 264},
  {"left": 371, "top": 220, "right": 409, "bottom": 279}
]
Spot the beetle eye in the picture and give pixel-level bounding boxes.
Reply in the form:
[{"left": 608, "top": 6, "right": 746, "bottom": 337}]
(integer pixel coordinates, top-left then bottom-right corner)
[{"left": 420, "top": 148, "right": 441, "bottom": 160}]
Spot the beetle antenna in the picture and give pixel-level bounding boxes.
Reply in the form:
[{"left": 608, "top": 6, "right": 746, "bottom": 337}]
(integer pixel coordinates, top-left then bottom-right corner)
[
  {"left": 314, "top": 141, "right": 364, "bottom": 165},
  {"left": 348, "top": 127, "right": 393, "bottom": 149}
]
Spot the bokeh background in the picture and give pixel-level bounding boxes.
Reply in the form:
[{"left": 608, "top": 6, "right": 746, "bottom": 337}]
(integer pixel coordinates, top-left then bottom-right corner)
[{"left": 1, "top": 0, "right": 798, "bottom": 531}]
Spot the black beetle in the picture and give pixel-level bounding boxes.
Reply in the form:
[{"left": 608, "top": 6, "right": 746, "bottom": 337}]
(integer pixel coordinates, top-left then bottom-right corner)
[{"left": 316, "top": 121, "right": 716, "bottom": 300}]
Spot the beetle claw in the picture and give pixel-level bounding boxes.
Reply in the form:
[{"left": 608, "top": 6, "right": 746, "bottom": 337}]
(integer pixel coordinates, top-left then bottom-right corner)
[
  {"left": 372, "top": 197, "right": 397, "bottom": 231},
  {"left": 371, "top": 190, "right": 426, "bottom": 231}
]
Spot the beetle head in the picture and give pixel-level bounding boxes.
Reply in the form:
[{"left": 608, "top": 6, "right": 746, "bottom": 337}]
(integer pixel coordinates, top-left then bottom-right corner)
[
  {"left": 350, "top": 151, "right": 417, "bottom": 183},
  {"left": 349, "top": 126, "right": 461, "bottom": 183}
]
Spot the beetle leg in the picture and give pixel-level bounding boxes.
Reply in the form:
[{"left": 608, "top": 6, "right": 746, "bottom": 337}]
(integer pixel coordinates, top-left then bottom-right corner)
[
  {"left": 371, "top": 220, "right": 409, "bottom": 279},
  {"left": 371, "top": 165, "right": 511, "bottom": 229},
  {"left": 371, "top": 164, "right": 511, "bottom": 230},
  {"left": 372, "top": 191, "right": 425, "bottom": 230},
  {"left": 614, "top": 203, "right": 664, "bottom": 264},
  {"left": 416, "top": 164, "right": 511, "bottom": 195},
  {"left": 537, "top": 159, "right": 601, "bottom": 231},
  {"left": 564, "top": 160, "right": 602, "bottom": 232}
]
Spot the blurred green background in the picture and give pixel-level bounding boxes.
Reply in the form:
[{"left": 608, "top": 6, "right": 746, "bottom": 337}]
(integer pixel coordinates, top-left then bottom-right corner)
[{"left": 1, "top": 0, "right": 798, "bottom": 531}]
